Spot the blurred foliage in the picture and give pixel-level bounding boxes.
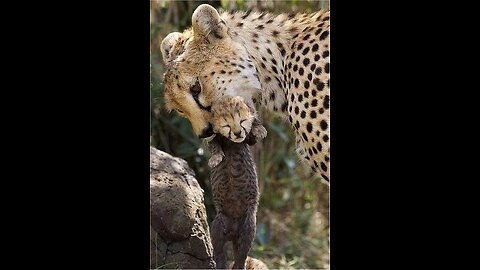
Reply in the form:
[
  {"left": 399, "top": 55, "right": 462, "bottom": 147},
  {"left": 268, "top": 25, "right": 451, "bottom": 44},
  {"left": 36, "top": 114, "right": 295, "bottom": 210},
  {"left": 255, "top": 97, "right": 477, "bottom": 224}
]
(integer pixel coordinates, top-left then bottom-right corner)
[{"left": 151, "top": 0, "right": 329, "bottom": 269}]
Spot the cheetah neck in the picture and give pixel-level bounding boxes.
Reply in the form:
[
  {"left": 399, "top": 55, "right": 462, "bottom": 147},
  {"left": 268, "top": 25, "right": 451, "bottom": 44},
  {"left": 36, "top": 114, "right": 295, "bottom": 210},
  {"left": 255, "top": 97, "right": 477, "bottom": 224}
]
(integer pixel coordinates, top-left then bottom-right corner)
[{"left": 220, "top": 10, "right": 326, "bottom": 117}]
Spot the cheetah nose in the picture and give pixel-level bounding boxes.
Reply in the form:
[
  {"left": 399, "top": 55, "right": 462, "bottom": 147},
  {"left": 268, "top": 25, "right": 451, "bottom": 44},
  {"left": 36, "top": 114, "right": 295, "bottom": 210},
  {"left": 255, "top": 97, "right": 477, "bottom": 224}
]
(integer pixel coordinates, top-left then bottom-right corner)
[{"left": 233, "top": 131, "right": 242, "bottom": 137}]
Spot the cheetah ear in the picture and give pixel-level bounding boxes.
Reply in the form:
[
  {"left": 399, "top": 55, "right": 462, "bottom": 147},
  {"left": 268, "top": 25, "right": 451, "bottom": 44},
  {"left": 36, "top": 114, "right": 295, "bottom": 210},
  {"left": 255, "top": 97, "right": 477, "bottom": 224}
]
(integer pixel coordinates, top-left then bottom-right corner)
[
  {"left": 192, "top": 4, "right": 228, "bottom": 43},
  {"left": 160, "top": 32, "right": 182, "bottom": 64}
]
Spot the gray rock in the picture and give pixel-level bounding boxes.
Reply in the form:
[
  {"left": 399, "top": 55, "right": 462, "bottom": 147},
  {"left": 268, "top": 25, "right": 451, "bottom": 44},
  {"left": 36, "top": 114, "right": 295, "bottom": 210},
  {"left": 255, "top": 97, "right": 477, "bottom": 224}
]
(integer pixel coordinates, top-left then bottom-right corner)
[
  {"left": 149, "top": 147, "right": 269, "bottom": 270},
  {"left": 150, "top": 147, "right": 215, "bottom": 269}
]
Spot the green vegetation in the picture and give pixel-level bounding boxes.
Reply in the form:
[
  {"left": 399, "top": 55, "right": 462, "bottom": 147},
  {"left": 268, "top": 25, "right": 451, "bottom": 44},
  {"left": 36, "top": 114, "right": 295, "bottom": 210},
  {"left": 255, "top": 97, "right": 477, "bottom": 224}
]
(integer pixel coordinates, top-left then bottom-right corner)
[{"left": 151, "top": 1, "right": 329, "bottom": 268}]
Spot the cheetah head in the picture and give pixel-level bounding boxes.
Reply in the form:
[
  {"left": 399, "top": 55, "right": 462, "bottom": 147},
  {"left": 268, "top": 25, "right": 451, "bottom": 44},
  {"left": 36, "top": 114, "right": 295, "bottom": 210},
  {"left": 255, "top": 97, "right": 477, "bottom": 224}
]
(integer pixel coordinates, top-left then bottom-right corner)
[
  {"left": 211, "top": 96, "right": 255, "bottom": 143},
  {"left": 160, "top": 4, "right": 261, "bottom": 138}
]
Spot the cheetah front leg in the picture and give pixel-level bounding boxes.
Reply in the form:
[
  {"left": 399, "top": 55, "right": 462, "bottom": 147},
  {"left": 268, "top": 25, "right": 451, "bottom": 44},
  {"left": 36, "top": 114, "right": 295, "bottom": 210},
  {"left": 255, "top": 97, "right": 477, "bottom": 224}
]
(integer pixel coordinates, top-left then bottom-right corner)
[
  {"left": 244, "top": 99, "right": 267, "bottom": 141},
  {"left": 251, "top": 118, "right": 267, "bottom": 140},
  {"left": 207, "top": 137, "right": 225, "bottom": 168},
  {"left": 245, "top": 119, "right": 267, "bottom": 146}
]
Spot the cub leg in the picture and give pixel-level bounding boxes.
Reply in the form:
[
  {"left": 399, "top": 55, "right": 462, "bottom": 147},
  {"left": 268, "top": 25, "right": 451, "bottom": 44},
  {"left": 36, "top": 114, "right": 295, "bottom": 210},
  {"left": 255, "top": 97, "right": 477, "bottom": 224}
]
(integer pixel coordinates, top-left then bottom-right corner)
[
  {"left": 207, "top": 137, "right": 225, "bottom": 168},
  {"left": 250, "top": 118, "right": 267, "bottom": 140},
  {"left": 211, "top": 212, "right": 229, "bottom": 269},
  {"left": 232, "top": 211, "right": 256, "bottom": 270}
]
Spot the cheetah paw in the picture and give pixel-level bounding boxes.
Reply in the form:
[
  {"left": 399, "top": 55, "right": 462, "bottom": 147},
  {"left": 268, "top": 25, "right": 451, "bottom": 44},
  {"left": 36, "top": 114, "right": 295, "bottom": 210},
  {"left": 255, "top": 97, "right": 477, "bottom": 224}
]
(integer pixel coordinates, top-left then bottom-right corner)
[
  {"left": 252, "top": 125, "right": 267, "bottom": 140},
  {"left": 208, "top": 153, "right": 224, "bottom": 168}
]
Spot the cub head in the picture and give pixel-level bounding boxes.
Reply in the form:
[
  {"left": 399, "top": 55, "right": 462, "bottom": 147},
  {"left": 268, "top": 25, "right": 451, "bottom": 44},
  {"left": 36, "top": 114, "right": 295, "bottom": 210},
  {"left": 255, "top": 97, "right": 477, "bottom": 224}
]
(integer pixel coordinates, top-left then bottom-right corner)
[
  {"left": 211, "top": 96, "right": 255, "bottom": 143},
  {"left": 160, "top": 4, "right": 261, "bottom": 138}
]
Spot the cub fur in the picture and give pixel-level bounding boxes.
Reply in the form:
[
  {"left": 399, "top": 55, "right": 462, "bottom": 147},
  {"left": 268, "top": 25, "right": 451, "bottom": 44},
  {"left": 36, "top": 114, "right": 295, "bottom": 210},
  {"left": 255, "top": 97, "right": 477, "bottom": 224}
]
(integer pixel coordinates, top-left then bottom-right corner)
[{"left": 207, "top": 96, "right": 265, "bottom": 269}]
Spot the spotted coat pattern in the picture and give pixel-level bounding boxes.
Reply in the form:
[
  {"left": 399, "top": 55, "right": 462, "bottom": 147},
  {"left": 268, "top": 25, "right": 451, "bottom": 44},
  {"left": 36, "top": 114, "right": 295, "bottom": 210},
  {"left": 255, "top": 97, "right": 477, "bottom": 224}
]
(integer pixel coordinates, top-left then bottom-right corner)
[{"left": 161, "top": 5, "right": 330, "bottom": 183}]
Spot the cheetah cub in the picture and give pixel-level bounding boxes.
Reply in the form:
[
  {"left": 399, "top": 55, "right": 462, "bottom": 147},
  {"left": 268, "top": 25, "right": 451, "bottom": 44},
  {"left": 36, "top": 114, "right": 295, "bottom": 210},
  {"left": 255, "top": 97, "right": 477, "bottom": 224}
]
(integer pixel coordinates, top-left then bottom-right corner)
[
  {"left": 208, "top": 96, "right": 267, "bottom": 168},
  {"left": 207, "top": 96, "right": 266, "bottom": 270}
]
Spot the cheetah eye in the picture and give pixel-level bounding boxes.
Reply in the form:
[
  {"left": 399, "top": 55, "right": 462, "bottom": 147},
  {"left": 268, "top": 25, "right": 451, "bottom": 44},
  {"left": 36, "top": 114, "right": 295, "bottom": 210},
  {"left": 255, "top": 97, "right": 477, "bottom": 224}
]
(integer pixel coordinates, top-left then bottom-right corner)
[
  {"left": 176, "top": 109, "right": 185, "bottom": 115},
  {"left": 190, "top": 79, "right": 212, "bottom": 112},
  {"left": 222, "top": 125, "right": 230, "bottom": 128},
  {"left": 190, "top": 79, "right": 201, "bottom": 99}
]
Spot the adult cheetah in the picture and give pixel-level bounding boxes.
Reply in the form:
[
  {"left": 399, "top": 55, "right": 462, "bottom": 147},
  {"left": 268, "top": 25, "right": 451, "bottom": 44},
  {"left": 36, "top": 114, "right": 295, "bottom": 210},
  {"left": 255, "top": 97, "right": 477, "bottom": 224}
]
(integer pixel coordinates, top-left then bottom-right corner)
[{"left": 161, "top": 4, "right": 330, "bottom": 183}]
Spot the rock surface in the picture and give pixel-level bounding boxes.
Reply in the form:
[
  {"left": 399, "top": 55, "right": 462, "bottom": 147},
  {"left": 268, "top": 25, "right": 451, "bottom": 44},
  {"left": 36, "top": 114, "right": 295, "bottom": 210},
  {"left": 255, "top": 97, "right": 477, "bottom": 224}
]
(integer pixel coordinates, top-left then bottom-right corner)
[
  {"left": 150, "top": 146, "right": 269, "bottom": 269},
  {"left": 150, "top": 147, "right": 215, "bottom": 269}
]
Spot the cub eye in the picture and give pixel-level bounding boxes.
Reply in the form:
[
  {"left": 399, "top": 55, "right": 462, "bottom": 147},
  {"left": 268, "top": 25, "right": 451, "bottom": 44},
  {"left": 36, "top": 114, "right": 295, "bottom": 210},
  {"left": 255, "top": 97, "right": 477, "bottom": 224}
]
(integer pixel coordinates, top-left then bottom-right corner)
[
  {"left": 176, "top": 109, "right": 185, "bottom": 114},
  {"left": 222, "top": 125, "right": 230, "bottom": 128},
  {"left": 241, "top": 118, "right": 252, "bottom": 124}
]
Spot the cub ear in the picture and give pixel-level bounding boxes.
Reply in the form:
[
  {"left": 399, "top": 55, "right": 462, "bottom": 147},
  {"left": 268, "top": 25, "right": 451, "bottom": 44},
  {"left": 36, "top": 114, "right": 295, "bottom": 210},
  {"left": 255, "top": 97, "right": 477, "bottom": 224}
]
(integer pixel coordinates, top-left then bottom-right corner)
[
  {"left": 192, "top": 4, "right": 228, "bottom": 43},
  {"left": 160, "top": 32, "right": 182, "bottom": 64}
]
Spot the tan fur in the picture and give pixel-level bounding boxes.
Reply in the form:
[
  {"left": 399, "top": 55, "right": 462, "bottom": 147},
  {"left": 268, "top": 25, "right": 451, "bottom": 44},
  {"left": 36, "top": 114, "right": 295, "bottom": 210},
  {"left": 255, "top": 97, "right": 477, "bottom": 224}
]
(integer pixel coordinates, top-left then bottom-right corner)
[
  {"left": 161, "top": 4, "right": 330, "bottom": 182},
  {"left": 161, "top": 5, "right": 261, "bottom": 136},
  {"left": 229, "top": 256, "right": 269, "bottom": 270},
  {"left": 208, "top": 96, "right": 266, "bottom": 168},
  {"left": 211, "top": 96, "right": 255, "bottom": 143}
]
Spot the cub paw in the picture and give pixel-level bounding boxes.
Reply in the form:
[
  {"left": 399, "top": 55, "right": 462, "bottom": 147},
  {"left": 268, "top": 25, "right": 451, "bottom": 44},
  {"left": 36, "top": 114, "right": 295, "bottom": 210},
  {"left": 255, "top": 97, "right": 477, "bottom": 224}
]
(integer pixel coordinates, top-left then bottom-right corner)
[
  {"left": 208, "top": 153, "right": 224, "bottom": 168},
  {"left": 252, "top": 125, "right": 267, "bottom": 140}
]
